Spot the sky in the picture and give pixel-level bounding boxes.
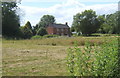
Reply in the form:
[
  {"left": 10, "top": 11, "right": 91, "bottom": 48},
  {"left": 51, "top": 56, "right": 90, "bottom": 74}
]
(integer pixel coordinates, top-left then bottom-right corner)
[{"left": 18, "top": 0, "right": 119, "bottom": 26}]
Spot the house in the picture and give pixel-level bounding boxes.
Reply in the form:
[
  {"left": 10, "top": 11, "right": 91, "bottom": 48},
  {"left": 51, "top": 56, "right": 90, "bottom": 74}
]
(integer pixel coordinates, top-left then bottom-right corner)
[{"left": 46, "top": 22, "right": 71, "bottom": 36}]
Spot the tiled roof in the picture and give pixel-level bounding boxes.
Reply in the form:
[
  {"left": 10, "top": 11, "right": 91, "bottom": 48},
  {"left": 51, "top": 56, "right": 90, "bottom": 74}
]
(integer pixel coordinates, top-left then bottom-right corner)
[{"left": 48, "top": 23, "right": 70, "bottom": 28}]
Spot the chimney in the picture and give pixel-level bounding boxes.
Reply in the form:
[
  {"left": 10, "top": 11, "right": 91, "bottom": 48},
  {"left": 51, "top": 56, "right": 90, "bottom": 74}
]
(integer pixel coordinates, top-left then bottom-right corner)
[{"left": 65, "top": 22, "right": 68, "bottom": 25}]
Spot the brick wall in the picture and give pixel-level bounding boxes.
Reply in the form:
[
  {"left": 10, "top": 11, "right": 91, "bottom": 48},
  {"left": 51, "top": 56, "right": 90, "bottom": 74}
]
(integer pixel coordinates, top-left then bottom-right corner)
[{"left": 46, "top": 27, "right": 71, "bottom": 36}]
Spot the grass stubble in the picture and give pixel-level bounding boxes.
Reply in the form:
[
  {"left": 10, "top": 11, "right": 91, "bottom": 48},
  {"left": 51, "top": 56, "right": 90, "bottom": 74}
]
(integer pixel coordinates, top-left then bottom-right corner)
[{"left": 2, "top": 36, "right": 118, "bottom": 76}]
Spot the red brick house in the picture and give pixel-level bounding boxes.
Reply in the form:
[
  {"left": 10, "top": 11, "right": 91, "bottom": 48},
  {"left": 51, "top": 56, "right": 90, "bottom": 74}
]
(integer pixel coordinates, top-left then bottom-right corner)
[{"left": 46, "top": 22, "right": 71, "bottom": 36}]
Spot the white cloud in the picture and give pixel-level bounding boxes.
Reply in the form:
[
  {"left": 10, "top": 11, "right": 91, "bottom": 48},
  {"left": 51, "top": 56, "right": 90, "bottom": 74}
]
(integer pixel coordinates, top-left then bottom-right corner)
[
  {"left": 19, "top": 0, "right": 118, "bottom": 26},
  {"left": 85, "top": 4, "right": 117, "bottom": 15},
  {"left": 21, "top": 0, "right": 119, "bottom": 3}
]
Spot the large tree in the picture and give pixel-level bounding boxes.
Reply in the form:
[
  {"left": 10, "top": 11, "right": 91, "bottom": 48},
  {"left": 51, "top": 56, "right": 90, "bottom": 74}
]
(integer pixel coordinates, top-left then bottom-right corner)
[
  {"left": 20, "top": 21, "right": 33, "bottom": 39},
  {"left": 101, "top": 11, "right": 120, "bottom": 34},
  {"left": 36, "top": 27, "right": 47, "bottom": 36},
  {"left": 2, "top": 2, "right": 22, "bottom": 38},
  {"left": 72, "top": 9, "right": 104, "bottom": 36},
  {"left": 38, "top": 15, "right": 55, "bottom": 28}
]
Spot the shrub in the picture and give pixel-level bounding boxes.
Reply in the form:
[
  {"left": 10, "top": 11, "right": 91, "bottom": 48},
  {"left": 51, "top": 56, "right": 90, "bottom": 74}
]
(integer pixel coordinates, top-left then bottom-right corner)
[
  {"left": 67, "top": 38, "right": 119, "bottom": 76},
  {"left": 43, "top": 35, "right": 59, "bottom": 38},
  {"left": 31, "top": 35, "right": 42, "bottom": 39},
  {"left": 51, "top": 43, "right": 56, "bottom": 46}
]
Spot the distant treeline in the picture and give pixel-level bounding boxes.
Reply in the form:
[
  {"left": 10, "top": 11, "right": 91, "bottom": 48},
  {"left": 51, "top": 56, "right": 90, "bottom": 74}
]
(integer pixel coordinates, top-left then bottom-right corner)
[{"left": 2, "top": 2, "right": 120, "bottom": 39}]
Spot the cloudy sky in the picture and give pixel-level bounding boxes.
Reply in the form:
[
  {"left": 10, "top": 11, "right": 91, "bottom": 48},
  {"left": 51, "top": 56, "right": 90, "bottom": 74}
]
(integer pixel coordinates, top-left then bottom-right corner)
[{"left": 19, "top": 0, "right": 119, "bottom": 26}]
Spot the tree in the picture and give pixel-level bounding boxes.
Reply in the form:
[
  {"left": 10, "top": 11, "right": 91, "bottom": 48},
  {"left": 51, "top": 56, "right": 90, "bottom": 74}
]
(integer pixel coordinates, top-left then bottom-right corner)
[
  {"left": 20, "top": 21, "right": 33, "bottom": 39},
  {"left": 32, "top": 24, "right": 39, "bottom": 36},
  {"left": 38, "top": 15, "right": 55, "bottom": 28},
  {"left": 36, "top": 27, "right": 47, "bottom": 36},
  {"left": 25, "top": 21, "right": 32, "bottom": 30},
  {"left": 2, "top": 2, "right": 22, "bottom": 38},
  {"left": 72, "top": 9, "right": 104, "bottom": 36},
  {"left": 106, "top": 11, "right": 119, "bottom": 34},
  {"left": 98, "top": 11, "right": 120, "bottom": 34},
  {"left": 70, "top": 26, "right": 75, "bottom": 32}
]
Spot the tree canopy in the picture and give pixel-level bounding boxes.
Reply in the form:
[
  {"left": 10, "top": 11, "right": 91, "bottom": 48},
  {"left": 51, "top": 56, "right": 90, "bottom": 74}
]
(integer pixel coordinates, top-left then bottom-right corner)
[
  {"left": 2, "top": 3, "right": 119, "bottom": 39},
  {"left": 2, "top": 2, "right": 22, "bottom": 38},
  {"left": 38, "top": 15, "right": 55, "bottom": 28},
  {"left": 20, "top": 21, "right": 33, "bottom": 39},
  {"left": 36, "top": 27, "right": 47, "bottom": 36},
  {"left": 98, "top": 11, "right": 120, "bottom": 34},
  {"left": 72, "top": 9, "right": 104, "bottom": 36}
]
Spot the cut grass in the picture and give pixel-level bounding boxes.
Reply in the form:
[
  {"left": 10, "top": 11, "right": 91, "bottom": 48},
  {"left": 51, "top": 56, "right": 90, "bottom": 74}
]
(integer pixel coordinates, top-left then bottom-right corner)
[
  {"left": 2, "top": 36, "right": 118, "bottom": 76},
  {"left": 0, "top": 38, "right": 2, "bottom": 77},
  {"left": 2, "top": 43, "right": 69, "bottom": 76}
]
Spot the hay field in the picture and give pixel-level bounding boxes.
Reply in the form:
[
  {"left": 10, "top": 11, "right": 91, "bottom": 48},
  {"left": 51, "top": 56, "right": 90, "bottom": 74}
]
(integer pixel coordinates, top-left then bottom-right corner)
[{"left": 2, "top": 36, "right": 116, "bottom": 76}]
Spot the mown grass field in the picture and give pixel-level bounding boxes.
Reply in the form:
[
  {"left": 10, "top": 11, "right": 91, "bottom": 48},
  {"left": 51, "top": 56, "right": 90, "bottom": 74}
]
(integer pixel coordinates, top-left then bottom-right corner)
[
  {"left": 0, "top": 38, "right": 2, "bottom": 77},
  {"left": 2, "top": 35, "right": 119, "bottom": 76}
]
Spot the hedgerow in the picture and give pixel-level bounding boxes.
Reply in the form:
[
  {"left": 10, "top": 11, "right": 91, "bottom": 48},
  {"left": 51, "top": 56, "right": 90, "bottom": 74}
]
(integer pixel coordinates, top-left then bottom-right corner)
[{"left": 67, "top": 37, "right": 119, "bottom": 77}]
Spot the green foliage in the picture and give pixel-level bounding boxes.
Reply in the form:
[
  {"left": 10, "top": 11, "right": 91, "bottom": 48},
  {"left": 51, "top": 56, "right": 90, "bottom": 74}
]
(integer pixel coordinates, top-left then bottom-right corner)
[
  {"left": 93, "top": 39, "right": 119, "bottom": 76},
  {"left": 72, "top": 9, "right": 104, "bottom": 36},
  {"left": 2, "top": 2, "right": 22, "bottom": 38},
  {"left": 43, "top": 35, "right": 59, "bottom": 38},
  {"left": 38, "top": 15, "right": 55, "bottom": 28},
  {"left": 20, "top": 21, "right": 33, "bottom": 39},
  {"left": 70, "top": 26, "right": 75, "bottom": 32},
  {"left": 31, "top": 35, "right": 42, "bottom": 39},
  {"left": 25, "top": 21, "right": 32, "bottom": 30},
  {"left": 99, "top": 11, "right": 120, "bottom": 34},
  {"left": 31, "top": 35, "right": 59, "bottom": 39},
  {"left": 33, "top": 15, "right": 55, "bottom": 36},
  {"left": 36, "top": 27, "right": 47, "bottom": 36},
  {"left": 32, "top": 24, "right": 39, "bottom": 36},
  {"left": 67, "top": 38, "right": 119, "bottom": 76}
]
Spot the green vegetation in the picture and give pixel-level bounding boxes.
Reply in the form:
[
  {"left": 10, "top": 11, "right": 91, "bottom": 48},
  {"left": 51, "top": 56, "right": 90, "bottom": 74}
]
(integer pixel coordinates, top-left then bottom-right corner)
[
  {"left": 32, "top": 15, "right": 55, "bottom": 37},
  {"left": 36, "top": 27, "right": 47, "bottom": 36},
  {"left": 71, "top": 10, "right": 120, "bottom": 36},
  {"left": 2, "top": 1, "right": 119, "bottom": 77},
  {"left": 2, "top": 2, "right": 119, "bottom": 39},
  {"left": 31, "top": 35, "right": 43, "bottom": 39},
  {"left": 72, "top": 9, "right": 104, "bottom": 36},
  {"left": 2, "top": 36, "right": 119, "bottom": 76},
  {"left": 38, "top": 15, "right": 55, "bottom": 28},
  {"left": 67, "top": 36, "right": 119, "bottom": 76},
  {"left": 20, "top": 21, "right": 33, "bottom": 39},
  {"left": 31, "top": 35, "right": 59, "bottom": 39},
  {"left": 2, "top": 2, "right": 22, "bottom": 38},
  {"left": 43, "top": 35, "right": 59, "bottom": 38},
  {"left": 98, "top": 11, "right": 120, "bottom": 34}
]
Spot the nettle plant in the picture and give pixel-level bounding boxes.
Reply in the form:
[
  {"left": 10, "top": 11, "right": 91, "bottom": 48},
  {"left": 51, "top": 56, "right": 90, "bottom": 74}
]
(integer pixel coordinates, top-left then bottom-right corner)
[{"left": 66, "top": 38, "right": 119, "bottom": 77}]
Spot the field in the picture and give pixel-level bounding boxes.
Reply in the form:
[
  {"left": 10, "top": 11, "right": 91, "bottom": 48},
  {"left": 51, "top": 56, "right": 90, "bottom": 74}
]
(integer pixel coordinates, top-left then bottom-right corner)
[
  {"left": 2, "top": 35, "right": 119, "bottom": 76},
  {"left": 0, "top": 38, "right": 2, "bottom": 77}
]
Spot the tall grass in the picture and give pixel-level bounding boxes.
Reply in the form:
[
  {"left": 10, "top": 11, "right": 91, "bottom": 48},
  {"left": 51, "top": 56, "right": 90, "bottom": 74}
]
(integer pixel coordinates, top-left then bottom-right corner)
[{"left": 3, "top": 36, "right": 108, "bottom": 47}]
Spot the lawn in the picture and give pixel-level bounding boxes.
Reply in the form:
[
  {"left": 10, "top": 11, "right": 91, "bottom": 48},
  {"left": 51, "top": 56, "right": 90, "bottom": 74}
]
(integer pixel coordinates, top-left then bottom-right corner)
[{"left": 2, "top": 36, "right": 119, "bottom": 76}]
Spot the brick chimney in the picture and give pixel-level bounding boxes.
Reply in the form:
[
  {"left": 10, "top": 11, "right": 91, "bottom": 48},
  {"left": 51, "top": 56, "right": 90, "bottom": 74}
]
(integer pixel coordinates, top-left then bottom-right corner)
[{"left": 65, "top": 22, "right": 68, "bottom": 25}]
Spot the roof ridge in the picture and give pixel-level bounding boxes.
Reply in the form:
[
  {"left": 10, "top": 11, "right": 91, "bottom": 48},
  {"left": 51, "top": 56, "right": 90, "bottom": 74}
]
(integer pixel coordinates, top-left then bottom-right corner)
[{"left": 48, "top": 23, "right": 69, "bottom": 28}]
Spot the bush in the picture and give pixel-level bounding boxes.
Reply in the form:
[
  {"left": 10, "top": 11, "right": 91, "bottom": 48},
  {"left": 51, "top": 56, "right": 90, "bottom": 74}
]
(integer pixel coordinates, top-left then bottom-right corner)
[
  {"left": 43, "top": 35, "right": 59, "bottom": 38},
  {"left": 31, "top": 35, "right": 42, "bottom": 39},
  {"left": 67, "top": 38, "right": 119, "bottom": 76},
  {"left": 36, "top": 27, "right": 47, "bottom": 36}
]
